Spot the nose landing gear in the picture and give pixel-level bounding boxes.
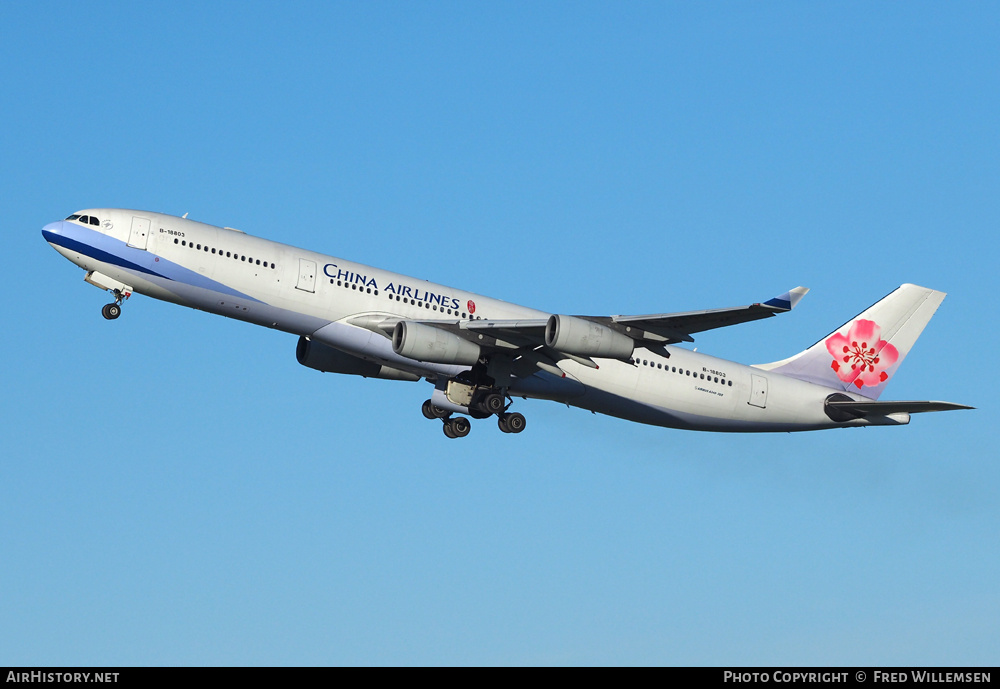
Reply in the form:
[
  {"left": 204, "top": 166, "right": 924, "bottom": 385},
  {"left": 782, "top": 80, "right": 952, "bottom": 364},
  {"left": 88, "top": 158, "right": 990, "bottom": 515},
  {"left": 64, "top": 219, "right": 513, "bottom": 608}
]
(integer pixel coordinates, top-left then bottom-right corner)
[
  {"left": 84, "top": 273, "right": 132, "bottom": 321},
  {"left": 101, "top": 289, "right": 128, "bottom": 320}
]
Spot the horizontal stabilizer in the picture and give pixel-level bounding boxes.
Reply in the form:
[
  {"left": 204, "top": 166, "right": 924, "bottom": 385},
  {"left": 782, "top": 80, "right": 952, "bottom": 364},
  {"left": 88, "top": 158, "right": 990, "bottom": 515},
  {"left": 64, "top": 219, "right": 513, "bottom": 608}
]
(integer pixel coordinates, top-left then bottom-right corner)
[{"left": 825, "top": 397, "right": 973, "bottom": 422}]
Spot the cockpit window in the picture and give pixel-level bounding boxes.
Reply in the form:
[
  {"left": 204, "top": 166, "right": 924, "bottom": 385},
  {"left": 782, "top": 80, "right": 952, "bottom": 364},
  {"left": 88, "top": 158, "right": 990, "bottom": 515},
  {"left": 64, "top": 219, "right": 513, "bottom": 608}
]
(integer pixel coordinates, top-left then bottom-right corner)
[
  {"left": 89, "top": 216, "right": 100, "bottom": 226},
  {"left": 79, "top": 215, "right": 90, "bottom": 224},
  {"left": 65, "top": 214, "right": 81, "bottom": 221}
]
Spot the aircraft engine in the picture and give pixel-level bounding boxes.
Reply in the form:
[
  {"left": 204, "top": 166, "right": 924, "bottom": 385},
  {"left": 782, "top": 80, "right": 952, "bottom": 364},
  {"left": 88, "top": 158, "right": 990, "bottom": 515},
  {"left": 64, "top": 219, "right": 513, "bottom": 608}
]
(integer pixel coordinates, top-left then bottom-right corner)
[
  {"left": 296, "top": 337, "right": 420, "bottom": 381},
  {"left": 392, "top": 321, "right": 481, "bottom": 366},
  {"left": 545, "top": 315, "right": 634, "bottom": 360}
]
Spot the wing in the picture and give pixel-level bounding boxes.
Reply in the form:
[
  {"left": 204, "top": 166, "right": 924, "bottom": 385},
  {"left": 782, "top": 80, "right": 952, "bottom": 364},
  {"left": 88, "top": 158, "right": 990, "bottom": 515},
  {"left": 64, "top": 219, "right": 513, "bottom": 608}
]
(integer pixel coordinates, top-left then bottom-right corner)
[
  {"left": 411, "top": 284, "right": 808, "bottom": 344},
  {"left": 447, "top": 285, "right": 808, "bottom": 347},
  {"left": 347, "top": 286, "right": 808, "bottom": 375},
  {"left": 597, "top": 285, "right": 810, "bottom": 344}
]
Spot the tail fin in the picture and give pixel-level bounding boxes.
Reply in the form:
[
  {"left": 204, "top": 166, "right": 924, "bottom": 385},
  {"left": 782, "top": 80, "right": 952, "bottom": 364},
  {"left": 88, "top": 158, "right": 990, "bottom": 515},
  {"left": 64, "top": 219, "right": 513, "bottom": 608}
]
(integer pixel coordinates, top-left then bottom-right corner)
[{"left": 754, "top": 284, "right": 946, "bottom": 400}]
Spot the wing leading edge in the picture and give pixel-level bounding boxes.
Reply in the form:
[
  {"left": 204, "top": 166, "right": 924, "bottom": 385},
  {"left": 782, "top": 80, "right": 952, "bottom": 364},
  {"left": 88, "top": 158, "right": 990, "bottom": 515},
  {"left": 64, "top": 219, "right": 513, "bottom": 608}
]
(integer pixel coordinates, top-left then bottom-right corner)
[
  {"left": 600, "top": 285, "right": 809, "bottom": 344},
  {"left": 436, "top": 285, "right": 809, "bottom": 347},
  {"left": 369, "top": 286, "right": 809, "bottom": 374}
]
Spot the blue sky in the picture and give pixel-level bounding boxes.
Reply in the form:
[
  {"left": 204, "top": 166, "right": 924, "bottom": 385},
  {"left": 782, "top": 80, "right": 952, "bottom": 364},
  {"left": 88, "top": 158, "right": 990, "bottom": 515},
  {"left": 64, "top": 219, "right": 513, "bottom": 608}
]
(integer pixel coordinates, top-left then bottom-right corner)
[{"left": 2, "top": 1, "right": 997, "bottom": 665}]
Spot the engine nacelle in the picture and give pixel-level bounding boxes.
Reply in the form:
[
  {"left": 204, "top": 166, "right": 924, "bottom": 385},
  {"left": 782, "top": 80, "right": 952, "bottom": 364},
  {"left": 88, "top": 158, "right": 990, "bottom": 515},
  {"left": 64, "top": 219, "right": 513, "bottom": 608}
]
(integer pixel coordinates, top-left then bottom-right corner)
[
  {"left": 544, "top": 314, "right": 634, "bottom": 360},
  {"left": 392, "top": 321, "right": 481, "bottom": 365},
  {"left": 296, "top": 337, "right": 420, "bottom": 381}
]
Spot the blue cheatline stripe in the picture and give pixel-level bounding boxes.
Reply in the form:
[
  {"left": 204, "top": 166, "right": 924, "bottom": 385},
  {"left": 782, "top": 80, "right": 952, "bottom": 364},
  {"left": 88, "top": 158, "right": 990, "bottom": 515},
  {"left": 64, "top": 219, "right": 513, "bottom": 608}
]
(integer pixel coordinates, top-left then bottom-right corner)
[
  {"left": 43, "top": 224, "right": 264, "bottom": 303},
  {"left": 44, "top": 230, "right": 164, "bottom": 279}
]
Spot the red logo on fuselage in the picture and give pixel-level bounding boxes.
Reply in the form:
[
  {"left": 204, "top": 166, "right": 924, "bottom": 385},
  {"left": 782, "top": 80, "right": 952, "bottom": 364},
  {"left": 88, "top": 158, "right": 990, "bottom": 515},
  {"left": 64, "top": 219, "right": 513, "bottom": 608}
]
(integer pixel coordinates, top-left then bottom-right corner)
[{"left": 467, "top": 300, "right": 476, "bottom": 314}]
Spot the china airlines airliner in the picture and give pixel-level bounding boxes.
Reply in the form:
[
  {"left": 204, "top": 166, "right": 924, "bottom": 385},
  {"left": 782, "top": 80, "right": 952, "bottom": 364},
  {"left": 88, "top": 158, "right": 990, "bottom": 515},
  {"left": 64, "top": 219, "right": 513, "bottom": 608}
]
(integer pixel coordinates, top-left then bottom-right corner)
[{"left": 43, "top": 209, "right": 971, "bottom": 438}]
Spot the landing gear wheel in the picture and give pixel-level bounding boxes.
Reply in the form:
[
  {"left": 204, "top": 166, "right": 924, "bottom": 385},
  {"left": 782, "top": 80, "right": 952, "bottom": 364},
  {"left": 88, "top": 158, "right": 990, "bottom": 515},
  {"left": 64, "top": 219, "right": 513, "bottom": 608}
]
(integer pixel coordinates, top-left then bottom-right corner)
[
  {"left": 422, "top": 400, "right": 436, "bottom": 419},
  {"left": 102, "top": 303, "right": 121, "bottom": 320},
  {"left": 500, "top": 412, "right": 526, "bottom": 434},
  {"left": 443, "top": 417, "right": 471, "bottom": 439},
  {"left": 450, "top": 417, "right": 471, "bottom": 438},
  {"left": 422, "top": 399, "right": 451, "bottom": 420},
  {"left": 482, "top": 392, "right": 505, "bottom": 415}
]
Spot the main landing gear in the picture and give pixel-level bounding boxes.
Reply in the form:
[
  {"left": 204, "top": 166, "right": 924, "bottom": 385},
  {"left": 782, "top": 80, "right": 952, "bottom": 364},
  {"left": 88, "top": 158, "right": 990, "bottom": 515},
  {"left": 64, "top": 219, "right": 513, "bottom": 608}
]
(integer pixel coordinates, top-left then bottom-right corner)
[
  {"left": 497, "top": 411, "right": 526, "bottom": 434},
  {"left": 421, "top": 393, "right": 527, "bottom": 440},
  {"left": 422, "top": 399, "right": 471, "bottom": 439},
  {"left": 101, "top": 289, "right": 128, "bottom": 320}
]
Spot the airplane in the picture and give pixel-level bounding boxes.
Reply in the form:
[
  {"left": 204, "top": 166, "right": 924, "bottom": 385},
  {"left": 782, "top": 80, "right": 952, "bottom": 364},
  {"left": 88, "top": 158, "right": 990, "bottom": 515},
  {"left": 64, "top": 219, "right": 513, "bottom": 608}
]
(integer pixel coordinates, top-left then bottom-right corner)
[{"left": 42, "top": 208, "right": 972, "bottom": 438}]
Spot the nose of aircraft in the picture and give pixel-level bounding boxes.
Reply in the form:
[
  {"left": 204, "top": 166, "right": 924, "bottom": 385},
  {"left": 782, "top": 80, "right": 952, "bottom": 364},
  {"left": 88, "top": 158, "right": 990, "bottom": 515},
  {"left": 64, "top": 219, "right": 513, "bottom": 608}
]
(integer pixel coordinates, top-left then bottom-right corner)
[{"left": 41, "top": 220, "right": 68, "bottom": 244}]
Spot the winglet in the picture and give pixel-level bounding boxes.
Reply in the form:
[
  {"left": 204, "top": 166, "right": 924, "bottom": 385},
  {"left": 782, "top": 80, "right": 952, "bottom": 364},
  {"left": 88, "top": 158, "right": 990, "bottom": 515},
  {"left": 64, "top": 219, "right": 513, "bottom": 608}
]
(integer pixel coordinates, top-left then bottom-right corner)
[{"left": 763, "top": 286, "right": 809, "bottom": 312}]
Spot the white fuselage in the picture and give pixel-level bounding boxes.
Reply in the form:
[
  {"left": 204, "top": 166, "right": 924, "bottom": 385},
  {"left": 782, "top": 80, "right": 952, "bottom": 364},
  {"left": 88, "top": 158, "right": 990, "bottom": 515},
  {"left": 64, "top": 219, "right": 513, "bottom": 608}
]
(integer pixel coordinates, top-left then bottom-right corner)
[{"left": 43, "top": 208, "right": 900, "bottom": 433}]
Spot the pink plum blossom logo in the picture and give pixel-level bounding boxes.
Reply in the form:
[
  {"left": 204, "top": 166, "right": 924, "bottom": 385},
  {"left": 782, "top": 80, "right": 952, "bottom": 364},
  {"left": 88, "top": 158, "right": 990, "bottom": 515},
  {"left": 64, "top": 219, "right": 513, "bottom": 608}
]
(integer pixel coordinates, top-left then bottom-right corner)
[{"left": 825, "top": 319, "right": 899, "bottom": 389}]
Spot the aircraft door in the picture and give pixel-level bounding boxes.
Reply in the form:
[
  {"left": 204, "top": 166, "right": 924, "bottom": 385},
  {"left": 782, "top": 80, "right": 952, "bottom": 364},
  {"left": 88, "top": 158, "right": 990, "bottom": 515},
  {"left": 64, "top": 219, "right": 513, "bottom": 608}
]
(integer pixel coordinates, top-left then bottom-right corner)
[
  {"left": 127, "top": 216, "right": 150, "bottom": 250},
  {"left": 749, "top": 374, "right": 768, "bottom": 408},
  {"left": 296, "top": 258, "right": 317, "bottom": 293}
]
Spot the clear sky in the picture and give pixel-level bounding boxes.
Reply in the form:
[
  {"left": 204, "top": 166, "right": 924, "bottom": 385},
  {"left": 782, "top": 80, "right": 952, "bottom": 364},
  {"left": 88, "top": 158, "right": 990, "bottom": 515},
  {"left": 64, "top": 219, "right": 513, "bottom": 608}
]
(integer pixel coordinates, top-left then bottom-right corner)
[{"left": 2, "top": 1, "right": 997, "bottom": 666}]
